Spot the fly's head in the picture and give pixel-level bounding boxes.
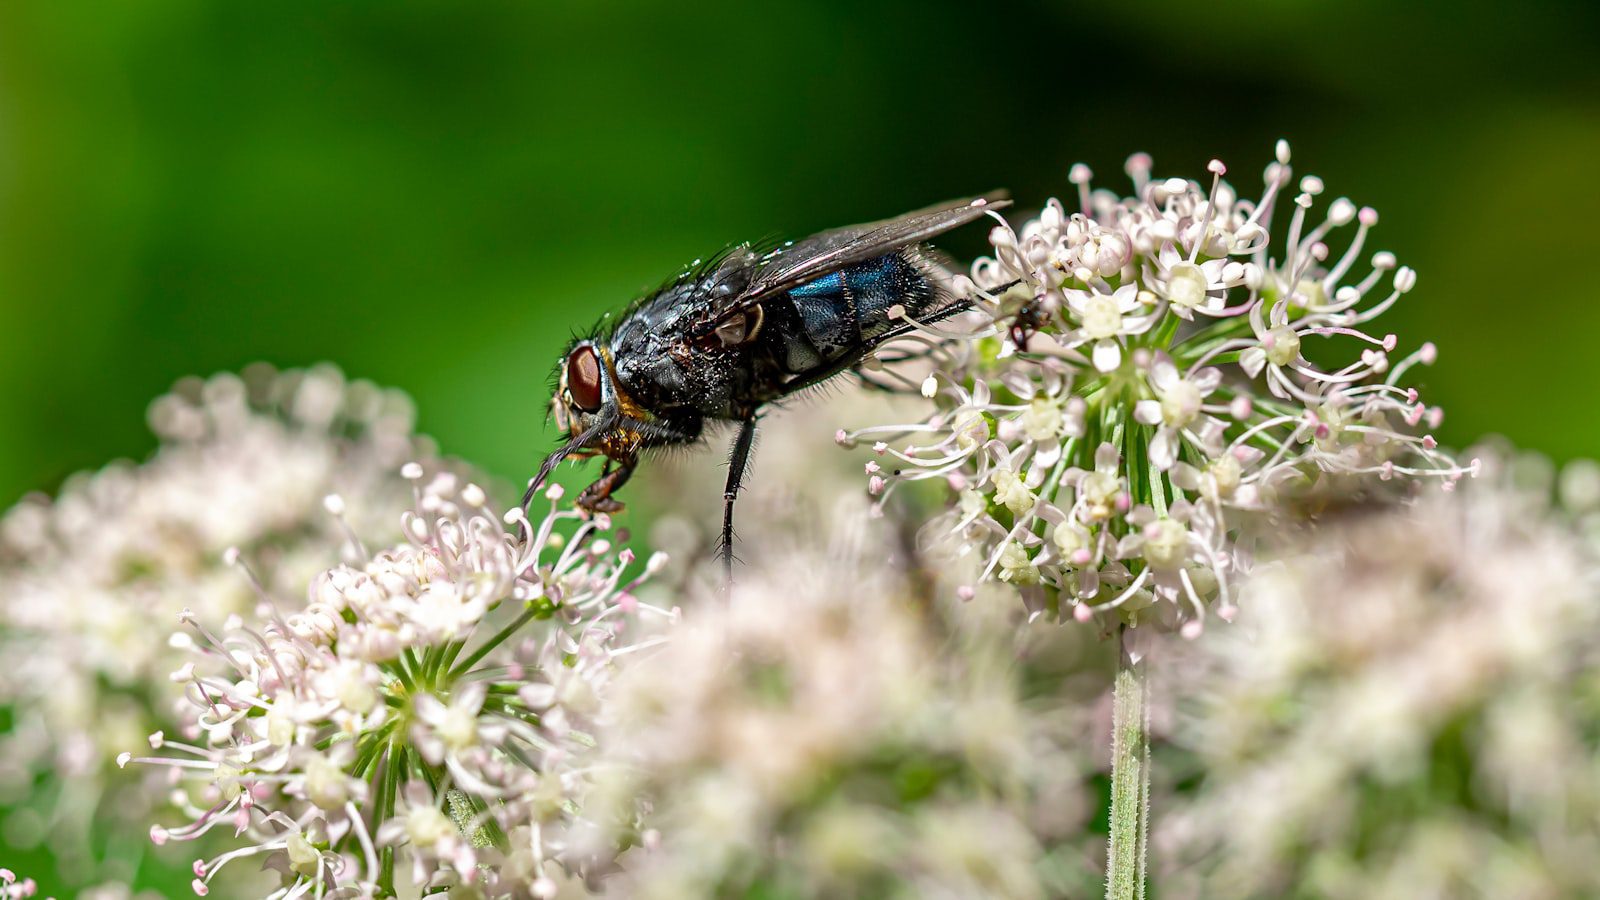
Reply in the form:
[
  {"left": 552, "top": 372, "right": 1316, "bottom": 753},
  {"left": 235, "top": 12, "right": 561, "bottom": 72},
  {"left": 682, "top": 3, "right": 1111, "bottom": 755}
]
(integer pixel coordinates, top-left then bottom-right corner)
[
  {"left": 524, "top": 338, "right": 649, "bottom": 513},
  {"left": 550, "top": 340, "right": 646, "bottom": 465}
]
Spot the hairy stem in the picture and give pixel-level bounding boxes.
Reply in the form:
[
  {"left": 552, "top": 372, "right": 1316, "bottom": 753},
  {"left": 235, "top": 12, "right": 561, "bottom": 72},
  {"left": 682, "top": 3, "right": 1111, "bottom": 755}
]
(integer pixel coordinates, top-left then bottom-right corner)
[{"left": 1106, "top": 631, "right": 1150, "bottom": 900}]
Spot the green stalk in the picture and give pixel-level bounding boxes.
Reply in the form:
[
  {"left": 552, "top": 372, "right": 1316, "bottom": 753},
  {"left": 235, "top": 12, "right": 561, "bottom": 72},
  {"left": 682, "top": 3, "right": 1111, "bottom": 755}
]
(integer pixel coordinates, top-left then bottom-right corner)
[
  {"left": 373, "top": 736, "right": 403, "bottom": 896},
  {"left": 1106, "top": 629, "right": 1150, "bottom": 900},
  {"left": 448, "top": 605, "right": 540, "bottom": 680}
]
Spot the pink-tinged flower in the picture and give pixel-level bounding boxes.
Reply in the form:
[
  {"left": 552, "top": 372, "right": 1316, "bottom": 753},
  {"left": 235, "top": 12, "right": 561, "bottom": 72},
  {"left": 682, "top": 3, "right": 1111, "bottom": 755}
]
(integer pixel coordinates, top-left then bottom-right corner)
[
  {"left": 1134, "top": 354, "right": 1224, "bottom": 471},
  {"left": 844, "top": 142, "right": 1475, "bottom": 635},
  {"left": 0, "top": 364, "right": 433, "bottom": 890},
  {"left": 1063, "top": 284, "right": 1159, "bottom": 371},
  {"left": 124, "top": 469, "right": 668, "bottom": 898},
  {"left": 1159, "top": 454, "right": 1600, "bottom": 897},
  {"left": 0, "top": 869, "right": 41, "bottom": 900},
  {"left": 1149, "top": 247, "right": 1255, "bottom": 321},
  {"left": 585, "top": 519, "right": 1086, "bottom": 899}
]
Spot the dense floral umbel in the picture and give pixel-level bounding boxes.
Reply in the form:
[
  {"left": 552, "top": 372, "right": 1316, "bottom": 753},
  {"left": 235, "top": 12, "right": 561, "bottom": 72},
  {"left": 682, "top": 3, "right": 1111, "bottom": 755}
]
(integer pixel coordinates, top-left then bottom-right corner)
[
  {"left": 588, "top": 508, "right": 1087, "bottom": 899},
  {"left": 0, "top": 365, "right": 428, "bottom": 884},
  {"left": 840, "top": 143, "right": 1474, "bottom": 634},
  {"left": 1156, "top": 454, "right": 1600, "bottom": 899},
  {"left": 121, "top": 470, "right": 668, "bottom": 898}
]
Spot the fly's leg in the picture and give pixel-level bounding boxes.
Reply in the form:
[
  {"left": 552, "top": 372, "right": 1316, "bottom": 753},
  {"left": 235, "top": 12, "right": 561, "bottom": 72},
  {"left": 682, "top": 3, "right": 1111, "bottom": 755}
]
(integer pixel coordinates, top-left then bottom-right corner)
[
  {"left": 577, "top": 459, "right": 635, "bottom": 514},
  {"left": 720, "top": 416, "right": 759, "bottom": 582}
]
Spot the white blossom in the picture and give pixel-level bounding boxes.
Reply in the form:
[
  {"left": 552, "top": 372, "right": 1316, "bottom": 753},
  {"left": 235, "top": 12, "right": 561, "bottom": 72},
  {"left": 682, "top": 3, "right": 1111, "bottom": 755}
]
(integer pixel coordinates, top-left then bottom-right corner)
[
  {"left": 123, "top": 472, "right": 668, "bottom": 898},
  {"left": 0, "top": 364, "right": 430, "bottom": 885},
  {"left": 1158, "top": 452, "right": 1600, "bottom": 899},
  {"left": 587, "top": 507, "right": 1085, "bottom": 899},
  {"left": 842, "top": 143, "right": 1475, "bottom": 635}
]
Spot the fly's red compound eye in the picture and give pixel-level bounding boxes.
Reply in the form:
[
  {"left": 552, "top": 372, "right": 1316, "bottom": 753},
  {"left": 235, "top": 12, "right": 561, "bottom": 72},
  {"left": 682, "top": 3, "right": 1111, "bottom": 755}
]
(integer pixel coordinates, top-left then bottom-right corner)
[{"left": 566, "top": 345, "right": 603, "bottom": 412}]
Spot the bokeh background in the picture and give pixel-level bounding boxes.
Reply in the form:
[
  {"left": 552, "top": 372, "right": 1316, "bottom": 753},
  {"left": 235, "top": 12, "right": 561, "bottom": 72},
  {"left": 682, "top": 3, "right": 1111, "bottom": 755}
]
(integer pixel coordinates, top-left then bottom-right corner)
[{"left": 2, "top": 0, "right": 1598, "bottom": 894}]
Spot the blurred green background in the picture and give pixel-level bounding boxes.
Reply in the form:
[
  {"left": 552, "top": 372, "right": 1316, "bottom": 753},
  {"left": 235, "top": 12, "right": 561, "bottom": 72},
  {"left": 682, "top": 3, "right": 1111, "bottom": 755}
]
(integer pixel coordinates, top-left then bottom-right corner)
[
  {"left": 1, "top": 0, "right": 1598, "bottom": 892},
  {"left": 4, "top": 0, "right": 1600, "bottom": 511}
]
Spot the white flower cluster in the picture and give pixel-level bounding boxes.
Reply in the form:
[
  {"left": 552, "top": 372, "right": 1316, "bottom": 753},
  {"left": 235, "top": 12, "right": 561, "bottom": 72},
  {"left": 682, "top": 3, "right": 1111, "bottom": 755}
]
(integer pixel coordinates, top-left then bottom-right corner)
[
  {"left": 589, "top": 509, "right": 1086, "bottom": 900},
  {"left": 841, "top": 142, "right": 1474, "bottom": 634},
  {"left": 0, "top": 365, "right": 428, "bottom": 880},
  {"left": 1157, "top": 454, "right": 1600, "bottom": 898},
  {"left": 121, "top": 470, "right": 669, "bottom": 898}
]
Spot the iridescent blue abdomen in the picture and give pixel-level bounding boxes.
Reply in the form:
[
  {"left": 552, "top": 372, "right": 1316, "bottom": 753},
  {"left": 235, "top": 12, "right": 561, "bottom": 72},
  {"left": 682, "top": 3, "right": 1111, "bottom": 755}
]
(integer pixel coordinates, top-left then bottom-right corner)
[{"left": 773, "top": 251, "right": 939, "bottom": 375}]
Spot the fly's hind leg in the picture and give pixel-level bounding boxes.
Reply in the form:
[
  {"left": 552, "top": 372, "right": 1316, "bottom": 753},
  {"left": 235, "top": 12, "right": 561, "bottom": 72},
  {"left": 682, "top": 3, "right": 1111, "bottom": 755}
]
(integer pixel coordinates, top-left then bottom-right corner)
[
  {"left": 577, "top": 458, "right": 636, "bottom": 514},
  {"left": 720, "top": 416, "right": 759, "bottom": 582}
]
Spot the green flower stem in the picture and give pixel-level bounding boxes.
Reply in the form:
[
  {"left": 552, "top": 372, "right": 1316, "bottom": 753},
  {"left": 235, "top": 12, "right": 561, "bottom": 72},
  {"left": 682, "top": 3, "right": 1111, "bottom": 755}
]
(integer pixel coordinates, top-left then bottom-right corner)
[
  {"left": 375, "top": 737, "right": 402, "bottom": 896},
  {"left": 449, "top": 604, "right": 541, "bottom": 680},
  {"left": 1106, "top": 630, "right": 1150, "bottom": 900}
]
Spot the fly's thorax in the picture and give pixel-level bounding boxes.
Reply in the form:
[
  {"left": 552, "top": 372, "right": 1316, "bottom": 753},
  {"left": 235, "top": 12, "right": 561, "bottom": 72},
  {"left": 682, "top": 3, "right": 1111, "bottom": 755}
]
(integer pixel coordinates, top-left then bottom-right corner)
[
  {"left": 607, "top": 278, "right": 765, "bottom": 420},
  {"left": 608, "top": 287, "right": 701, "bottom": 412}
]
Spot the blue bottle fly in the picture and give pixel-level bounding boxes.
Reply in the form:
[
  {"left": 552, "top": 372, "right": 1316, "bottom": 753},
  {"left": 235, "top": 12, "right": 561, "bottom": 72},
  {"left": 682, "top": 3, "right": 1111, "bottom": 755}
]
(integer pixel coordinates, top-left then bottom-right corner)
[{"left": 530, "top": 194, "right": 1010, "bottom": 573}]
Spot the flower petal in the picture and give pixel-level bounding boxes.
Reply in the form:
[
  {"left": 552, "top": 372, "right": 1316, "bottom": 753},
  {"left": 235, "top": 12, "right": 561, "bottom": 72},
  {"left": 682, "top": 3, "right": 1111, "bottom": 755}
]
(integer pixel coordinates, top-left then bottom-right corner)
[
  {"left": 1239, "top": 347, "right": 1266, "bottom": 378},
  {"left": 1150, "top": 427, "right": 1177, "bottom": 470},
  {"left": 1092, "top": 339, "right": 1122, "bottom": 372},
  {"left": 1150, "top": 357, "right": 1180, "bottom": 392}
]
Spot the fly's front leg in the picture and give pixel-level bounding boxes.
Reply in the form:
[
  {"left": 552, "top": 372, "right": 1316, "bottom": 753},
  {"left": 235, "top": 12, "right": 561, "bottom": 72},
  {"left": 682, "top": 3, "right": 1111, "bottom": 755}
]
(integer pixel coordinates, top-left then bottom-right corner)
[
  {"left": 577, "top": 458, "right": 635, "bottom": 514},
  {"left": 721, "top": 416, "right": 759, "bottom": 582}
]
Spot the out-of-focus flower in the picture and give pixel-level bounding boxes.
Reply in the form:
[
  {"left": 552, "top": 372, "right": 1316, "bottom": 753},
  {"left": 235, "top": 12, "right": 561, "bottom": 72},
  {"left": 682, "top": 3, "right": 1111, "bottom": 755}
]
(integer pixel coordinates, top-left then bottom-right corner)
[
  {"left": 0, "top": 869, "right": 43, "bottom": 900},
  {"left": 839, "top": 143, "right": 1474, "bottom": 635},
  {"left": 1156, "top": 452, "right": 1600, "bottom": 899},
  {"left": 0, "top": 364, "right": 430, "bottom": 885},
  {"left": 635, "top": 386, "right": 937, "bottom": 577},
  {"left": 122, "top": 470, "right": 668, "bottom": 898},
  {"left": 588, "top": 505, "right": 1088, "bottom": 899}
]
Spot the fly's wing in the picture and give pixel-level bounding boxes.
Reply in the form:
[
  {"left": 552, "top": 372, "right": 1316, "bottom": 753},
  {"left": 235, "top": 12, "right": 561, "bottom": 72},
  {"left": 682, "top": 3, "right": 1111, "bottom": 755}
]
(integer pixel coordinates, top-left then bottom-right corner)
[{"left": 700, "top": 193, "right": 1011, "bottom": 328}]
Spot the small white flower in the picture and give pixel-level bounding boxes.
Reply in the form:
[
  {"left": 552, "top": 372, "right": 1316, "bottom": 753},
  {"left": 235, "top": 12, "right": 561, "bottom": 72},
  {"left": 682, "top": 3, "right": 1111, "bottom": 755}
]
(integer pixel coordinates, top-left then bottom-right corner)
[
  {"left": 1021, "top": 393, "right": 1066, "bottom": 442},
  {"left": 303, "top": 750, "right": 356, "bottom": 810},
  {"left": 990, "top": 466, "right": 1037, "bottom": 515},
  {"left": 1152, "top": 247, "right": 1252, "bottom": 320},
  {"left": 407, "top": 804, "right": 456, "bottom": 850},
  {"left": 1134, "top": 355, "right": 1222, "bottom": 470},
  {"left": 996, "top": 540, "right": 1041, "bottom": 585},
  {"left": 284, "top": 831, "right": 322, "bottom": 879},
  {"left": 1064, "top": 284, "right": 1156, "bottom": 372},
  {"left": 1141, "top": 518, "right": 1190, "bottom": 571},
  {"left": 1074, "top": 443, "right": 1128, "bottom": 524}
]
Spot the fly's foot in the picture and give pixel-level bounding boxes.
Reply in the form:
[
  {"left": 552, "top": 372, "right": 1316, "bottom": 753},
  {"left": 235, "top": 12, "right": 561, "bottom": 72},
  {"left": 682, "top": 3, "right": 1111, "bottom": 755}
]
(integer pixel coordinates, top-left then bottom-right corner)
[
  {"left": 577, "top": 492, "right": 626, "bottom": 515},
  {"left": 576, "top": 468, "right": 632, "bottom": 515}
]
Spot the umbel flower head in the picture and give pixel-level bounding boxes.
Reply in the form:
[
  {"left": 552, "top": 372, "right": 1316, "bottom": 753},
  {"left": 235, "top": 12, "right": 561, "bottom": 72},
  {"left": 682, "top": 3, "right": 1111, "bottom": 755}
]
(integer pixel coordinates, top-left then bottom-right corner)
[
  {"left": 1155, "top": 451, "right": 1600, "bottom": 899},
  {"left": 588, "top": 504, "right": 1087, "bottom": 900},
  {"left": 840, "top": 142, "right": 1475, "bottom": 635},
  {"left": 0, "top": 364, "right": 428, "bottom": 884},
  {"left": 122, "top": 469, "right": 668, "bottom": 899}
]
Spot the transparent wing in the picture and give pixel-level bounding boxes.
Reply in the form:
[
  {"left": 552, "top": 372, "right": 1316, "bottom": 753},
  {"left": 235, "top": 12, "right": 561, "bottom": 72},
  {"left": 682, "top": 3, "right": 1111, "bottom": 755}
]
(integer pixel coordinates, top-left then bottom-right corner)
[{"left": 714, "top": 192, "right": 1010, "bottom": 319}]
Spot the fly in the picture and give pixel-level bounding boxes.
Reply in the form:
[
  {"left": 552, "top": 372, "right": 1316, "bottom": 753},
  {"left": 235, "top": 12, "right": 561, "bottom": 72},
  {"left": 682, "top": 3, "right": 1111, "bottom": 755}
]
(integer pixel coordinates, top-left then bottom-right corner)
[{"left": 527, "top": 194, "right": 1011, "bottom": 575}]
